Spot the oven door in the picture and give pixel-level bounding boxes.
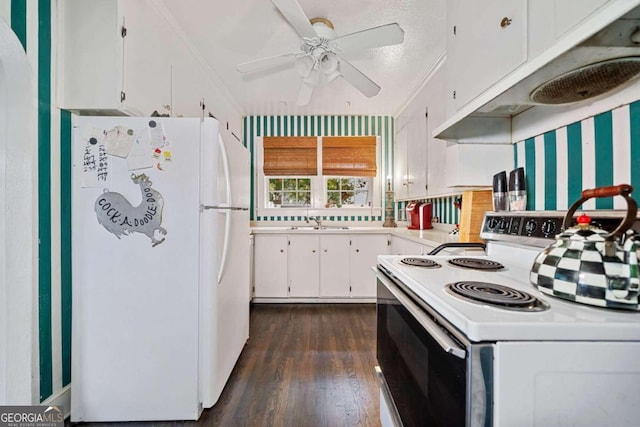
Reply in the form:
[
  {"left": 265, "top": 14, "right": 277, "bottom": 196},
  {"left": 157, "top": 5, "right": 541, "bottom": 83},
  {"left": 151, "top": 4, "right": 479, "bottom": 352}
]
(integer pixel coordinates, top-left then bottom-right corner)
[{"left": 375, "top": 266, "right": 494, "bottom": 427}]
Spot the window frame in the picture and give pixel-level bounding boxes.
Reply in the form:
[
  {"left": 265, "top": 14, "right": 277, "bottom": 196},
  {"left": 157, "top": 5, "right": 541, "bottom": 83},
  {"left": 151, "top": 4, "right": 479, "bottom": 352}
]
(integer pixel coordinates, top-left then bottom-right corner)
[
  {"left": 324, "top": 176, "right": 373, "bottom": 208},
  {"left": 256, "top": 136, "right": 383, "bottom": 218}
]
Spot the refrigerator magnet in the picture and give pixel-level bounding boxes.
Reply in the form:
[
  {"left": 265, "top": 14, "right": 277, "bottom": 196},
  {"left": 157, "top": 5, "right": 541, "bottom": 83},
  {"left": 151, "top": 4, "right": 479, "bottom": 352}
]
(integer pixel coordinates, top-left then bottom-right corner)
[{"left": 94, "top": 173, "right": 167, "bottom": 247}]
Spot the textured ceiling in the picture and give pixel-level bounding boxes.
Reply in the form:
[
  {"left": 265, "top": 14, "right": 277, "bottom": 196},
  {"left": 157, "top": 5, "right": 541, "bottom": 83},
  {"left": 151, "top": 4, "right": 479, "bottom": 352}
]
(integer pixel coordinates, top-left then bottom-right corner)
[{"left": 160, "top": 0, "right": 446, "bottom": 117}]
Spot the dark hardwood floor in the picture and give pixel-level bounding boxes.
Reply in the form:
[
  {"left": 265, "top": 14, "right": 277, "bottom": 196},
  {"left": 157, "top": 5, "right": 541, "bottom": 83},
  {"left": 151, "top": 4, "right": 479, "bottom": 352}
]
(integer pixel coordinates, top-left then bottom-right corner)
[{"left": 71, "top": 303, "right": 380, "bottom": 427}]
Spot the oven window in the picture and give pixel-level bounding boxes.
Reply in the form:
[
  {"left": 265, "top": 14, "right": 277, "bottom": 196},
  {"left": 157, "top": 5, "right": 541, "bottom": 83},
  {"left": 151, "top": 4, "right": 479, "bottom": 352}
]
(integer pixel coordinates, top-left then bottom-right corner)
[{"left": 377, "top": 279, "right": 467, "bottom": 426}]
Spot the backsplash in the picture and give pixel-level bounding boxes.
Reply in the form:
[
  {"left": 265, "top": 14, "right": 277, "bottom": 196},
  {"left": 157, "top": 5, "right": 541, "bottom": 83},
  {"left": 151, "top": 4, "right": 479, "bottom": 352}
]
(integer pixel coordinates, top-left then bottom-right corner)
[
  {"left": 514, "top": 99, "right": 640, "bottom": 211},
  {"left": 243, "top": 115, "right": 394, "bottom": 223},
  {"left": 395, "top": 195, "right": 461, "bottom": 224}
]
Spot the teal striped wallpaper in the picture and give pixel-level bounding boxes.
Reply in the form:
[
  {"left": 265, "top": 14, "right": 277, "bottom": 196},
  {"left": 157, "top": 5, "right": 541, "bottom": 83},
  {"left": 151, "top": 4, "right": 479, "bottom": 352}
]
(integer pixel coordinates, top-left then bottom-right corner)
[
  {"left": 9, "top": 0, "right": 71, "bottom": 403},
  {"left": 37, "top": 0, "right": 53, "bottom": 401},
  {"left": 514, "top": 99, "right": 640, "bottom": 211},
  {"left": 395, "top": 196, "right": 461, "bottom": 225},
  {"left": 243, "top": 115, "right": 394, "bottom": 222}
]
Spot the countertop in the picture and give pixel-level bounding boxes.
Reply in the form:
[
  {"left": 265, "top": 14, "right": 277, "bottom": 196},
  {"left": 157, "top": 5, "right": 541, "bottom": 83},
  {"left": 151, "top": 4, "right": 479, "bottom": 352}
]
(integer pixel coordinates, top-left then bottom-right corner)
[{"left": 251, "top": 223, "right": 460, "bottom": 248}]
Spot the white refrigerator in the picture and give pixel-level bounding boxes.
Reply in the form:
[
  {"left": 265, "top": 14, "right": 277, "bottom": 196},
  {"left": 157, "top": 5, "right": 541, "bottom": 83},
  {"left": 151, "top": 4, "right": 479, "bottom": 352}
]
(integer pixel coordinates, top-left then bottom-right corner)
[{"left": 70, "top": 116, "right": 250, "bottom": 421}]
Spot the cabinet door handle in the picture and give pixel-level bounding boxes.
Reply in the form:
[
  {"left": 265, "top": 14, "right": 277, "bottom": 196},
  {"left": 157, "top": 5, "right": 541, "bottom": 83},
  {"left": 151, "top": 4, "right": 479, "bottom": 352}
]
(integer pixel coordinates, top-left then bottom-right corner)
[
  {"left": 280, "top": 249, "right": 284, "bottom": 253},
  {"left": 324, "top": 249, "right": 327, "bottom": 252},
  {"left": 356, "top": 249, "right": 360, "bottom": 253},
  {"left": 312, "top": 249, "right": 316, "bottom": 253},
  {"left": 500, "top": 17, "right": 512, "bottom": 28}
]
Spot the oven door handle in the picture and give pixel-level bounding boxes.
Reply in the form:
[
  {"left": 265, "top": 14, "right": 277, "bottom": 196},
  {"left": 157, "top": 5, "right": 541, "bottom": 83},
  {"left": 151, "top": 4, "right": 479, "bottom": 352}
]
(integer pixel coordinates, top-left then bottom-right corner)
[{"left": 376, "top": 269, "right": 466, "bottom": 359}]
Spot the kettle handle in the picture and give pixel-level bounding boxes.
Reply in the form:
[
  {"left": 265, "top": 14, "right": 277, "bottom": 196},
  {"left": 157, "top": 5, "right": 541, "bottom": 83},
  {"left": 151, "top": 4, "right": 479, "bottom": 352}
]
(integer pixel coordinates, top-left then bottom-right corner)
[{"left": 563, "top": 184, "right": 637, "bottom": 239}]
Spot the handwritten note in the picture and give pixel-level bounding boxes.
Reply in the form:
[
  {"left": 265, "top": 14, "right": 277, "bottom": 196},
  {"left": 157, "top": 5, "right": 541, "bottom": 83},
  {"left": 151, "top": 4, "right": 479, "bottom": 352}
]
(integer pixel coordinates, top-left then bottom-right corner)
[
  {"left": 105, "top": 125, "right": 136, "bottom": 158},
  {"left": 127, "top": 137, "right": 154, "bottom": 171},
  {"left": 81, "top": 140, "right": 110, "bottom": 187}
]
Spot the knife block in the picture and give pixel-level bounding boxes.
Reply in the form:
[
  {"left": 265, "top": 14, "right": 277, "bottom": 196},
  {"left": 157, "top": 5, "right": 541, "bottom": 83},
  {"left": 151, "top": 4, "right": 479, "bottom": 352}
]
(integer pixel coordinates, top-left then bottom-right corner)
[{"left": 459, "top": 189, "right": 493, "bottom": 243}]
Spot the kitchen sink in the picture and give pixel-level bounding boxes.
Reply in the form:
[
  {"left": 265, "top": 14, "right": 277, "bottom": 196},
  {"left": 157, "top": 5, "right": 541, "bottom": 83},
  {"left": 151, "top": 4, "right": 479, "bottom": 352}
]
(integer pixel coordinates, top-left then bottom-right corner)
[{"left": 289, "top": 225, "right": 349, "bottom": 230}]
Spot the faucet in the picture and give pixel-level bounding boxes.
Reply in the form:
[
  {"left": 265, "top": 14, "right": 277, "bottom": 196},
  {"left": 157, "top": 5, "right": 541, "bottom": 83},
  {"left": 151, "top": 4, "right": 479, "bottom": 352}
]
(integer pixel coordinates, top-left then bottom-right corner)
[{"left": 305, "top": 216, "right": 322, "bottom": 226}]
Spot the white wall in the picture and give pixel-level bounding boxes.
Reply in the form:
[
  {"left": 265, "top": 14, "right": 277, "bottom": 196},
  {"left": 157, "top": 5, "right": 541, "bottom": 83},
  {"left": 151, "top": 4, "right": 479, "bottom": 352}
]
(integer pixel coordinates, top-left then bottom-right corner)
[{"left": 0, "top": 14, "right": 38, "bottom": 404}]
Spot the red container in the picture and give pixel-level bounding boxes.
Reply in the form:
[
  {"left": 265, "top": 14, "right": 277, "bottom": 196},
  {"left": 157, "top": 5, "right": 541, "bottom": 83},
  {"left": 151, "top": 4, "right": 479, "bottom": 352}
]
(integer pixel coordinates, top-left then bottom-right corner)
[{"left": 406, "top": 202, "right": 433, "bottom": 230}]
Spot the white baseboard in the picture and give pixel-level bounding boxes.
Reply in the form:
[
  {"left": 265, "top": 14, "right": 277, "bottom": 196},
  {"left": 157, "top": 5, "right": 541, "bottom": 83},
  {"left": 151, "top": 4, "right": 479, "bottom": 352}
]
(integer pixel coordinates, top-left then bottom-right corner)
[
  {"left": 252, "top": 298, "right": 375, "bottom": 303},
  {"left": 42, "top": 385, "right": 71, "bottom": 419}
]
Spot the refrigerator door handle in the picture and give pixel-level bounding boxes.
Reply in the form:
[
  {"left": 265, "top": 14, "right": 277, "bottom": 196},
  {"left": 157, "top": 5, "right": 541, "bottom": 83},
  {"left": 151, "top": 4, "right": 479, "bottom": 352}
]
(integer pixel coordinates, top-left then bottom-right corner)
[
  {"left": 218, "top": 209, "right": 231, "bottom": 284},
  {"left": 201, "top": 205, "right": 248, "bottom": 211},
  {"left": 219, "top": 133, "right": 232, "bottom": 207}
]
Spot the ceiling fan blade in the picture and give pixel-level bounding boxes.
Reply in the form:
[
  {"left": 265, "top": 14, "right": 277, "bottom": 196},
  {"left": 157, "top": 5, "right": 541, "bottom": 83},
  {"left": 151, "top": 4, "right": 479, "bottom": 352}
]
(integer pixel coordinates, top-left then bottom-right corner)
[
  {"left": 272, "top": 0, "right": 317, "bottom": 40},
  {"left": 235, "top": 52, "right": 298, "bottom": 73},
  {"left": 297, "top": 81, "right": 314, "bottom": 106},
  {"left": 334, "top": 23, "right": 404, "bottom": 52},
  {"left": 338, "top": 57, "right": 381, "bottom": 98}
]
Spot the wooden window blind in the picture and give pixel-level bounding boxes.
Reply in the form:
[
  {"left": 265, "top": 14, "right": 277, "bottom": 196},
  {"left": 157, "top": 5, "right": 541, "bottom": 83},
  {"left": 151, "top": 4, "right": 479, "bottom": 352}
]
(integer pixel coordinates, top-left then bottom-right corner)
[
  {"left": 322, "top": 136, "right": 377, "bottom": 177},
  {"left": 263, "top": 136, "right": 318, "bottom": 176}
]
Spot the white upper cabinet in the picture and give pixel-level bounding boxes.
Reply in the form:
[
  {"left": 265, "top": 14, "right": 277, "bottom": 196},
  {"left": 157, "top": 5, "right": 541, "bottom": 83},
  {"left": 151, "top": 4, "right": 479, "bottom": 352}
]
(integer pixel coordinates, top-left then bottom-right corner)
[
  {"left": 395, "top": 57, "right": 467, "bottom": 197},
  {"left": 61, "top": 0, "right": 171, "bottom": 115},
  {"left": 436, "top": 0, "right": 639, "bottom": 141},
  {"left": 394, "top": 124, "right": 410, "bottom": 200},
  {"left": 529, "top": 0, "right": 611, "bottom": 58},
  {"left": 59, "top": 0, "right": 244, "bottom": 131},
  {"left": 171, "top": 41, "right": 209, "bottom": 119},
  {"left": 394, "top": 115, "right": 428, "bottom": 201},
  {"left": 120, "top": 1, "right": 175, "bottom": 116},
  {"left": 446, "top": 0, "right": 527, "bottom": 112},
  {"left": 406, "top": 110, "right": 429, "bottom": 199}
]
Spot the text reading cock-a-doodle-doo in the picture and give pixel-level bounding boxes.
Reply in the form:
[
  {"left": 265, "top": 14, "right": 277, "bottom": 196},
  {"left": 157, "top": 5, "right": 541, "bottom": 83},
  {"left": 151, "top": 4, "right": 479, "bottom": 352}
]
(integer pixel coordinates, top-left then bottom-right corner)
[{"left": 94, "top": 173, "right": 167, "bottom": 247}]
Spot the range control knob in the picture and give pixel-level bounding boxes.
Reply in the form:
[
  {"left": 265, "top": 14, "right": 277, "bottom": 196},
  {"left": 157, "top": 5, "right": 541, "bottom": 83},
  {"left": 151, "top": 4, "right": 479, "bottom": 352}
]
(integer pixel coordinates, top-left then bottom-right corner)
[
  {"left": 498, "top": 218, "right": 508, "bottom": 231},
  {"left": 541, "top": 220, "right": 557, "bottom": 236},
  {"left": 486, "top": 218, "right": 499, "bottom": 230},
  {"left": 524, "top": 219, "right": 537, "bottom": 234}
]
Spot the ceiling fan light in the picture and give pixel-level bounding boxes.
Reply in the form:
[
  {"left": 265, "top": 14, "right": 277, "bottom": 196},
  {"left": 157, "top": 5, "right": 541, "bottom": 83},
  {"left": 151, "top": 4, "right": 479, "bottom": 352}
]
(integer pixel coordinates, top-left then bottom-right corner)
[{"left": 319, "top": 53, "right": 339, "bottom": 74}]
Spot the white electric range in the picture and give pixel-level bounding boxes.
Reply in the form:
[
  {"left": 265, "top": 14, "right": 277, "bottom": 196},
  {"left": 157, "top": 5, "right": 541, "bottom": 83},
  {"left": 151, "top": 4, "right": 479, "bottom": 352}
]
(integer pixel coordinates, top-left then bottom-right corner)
[{"left": 375, "top": 211, "right": 640, "bottom": 427}]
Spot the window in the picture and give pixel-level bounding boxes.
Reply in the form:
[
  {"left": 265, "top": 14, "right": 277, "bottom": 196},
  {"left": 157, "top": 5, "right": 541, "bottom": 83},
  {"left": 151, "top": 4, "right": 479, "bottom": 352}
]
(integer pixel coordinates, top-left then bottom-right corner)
[
  {"left": 260, "top": 136, "right": 379, "bottom": 210},
  {"left": 267, "top": 178, "right": 311, "bottom": 208},
  {"left": 325, "top": 177, "right": 372, "bottom": 207}
]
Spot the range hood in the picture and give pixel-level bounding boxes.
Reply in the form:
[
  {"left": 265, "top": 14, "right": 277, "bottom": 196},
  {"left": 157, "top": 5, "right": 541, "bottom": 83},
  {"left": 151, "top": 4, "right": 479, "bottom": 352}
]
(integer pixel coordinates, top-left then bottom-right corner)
[
  {"left": 435, "top": 3, "right": 640, "bottom": 141},
  {"left": 479, "top": 6, "right": 640, "bottom": 115}
]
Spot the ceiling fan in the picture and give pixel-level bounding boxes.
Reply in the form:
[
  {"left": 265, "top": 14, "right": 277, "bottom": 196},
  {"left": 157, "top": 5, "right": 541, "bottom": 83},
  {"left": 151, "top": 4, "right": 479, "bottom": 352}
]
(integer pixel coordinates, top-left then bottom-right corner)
[{"left": 235, "top": 0, "right": 405, "bottom": 106}]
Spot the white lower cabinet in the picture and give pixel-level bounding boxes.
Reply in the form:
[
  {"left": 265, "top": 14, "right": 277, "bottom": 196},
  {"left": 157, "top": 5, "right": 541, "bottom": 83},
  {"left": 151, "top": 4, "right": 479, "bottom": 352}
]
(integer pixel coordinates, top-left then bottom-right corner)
[
  {"left": 320, "top": 235, "right": 351, "bottom": 297},
  {"left": 350, "top": 235, "right": 390, "bottom": 297},
  {"left": 253, "top": 234, "right": 288, "bottom": 298},
  {"left": 288, "top": 235, "right": 320, "bottom": 297},
  {"left": 390, "top": 235, "right": 435, "bottom": 256},
  {"left": 253, "top": 233, "right": 389, "bottom": 300}
]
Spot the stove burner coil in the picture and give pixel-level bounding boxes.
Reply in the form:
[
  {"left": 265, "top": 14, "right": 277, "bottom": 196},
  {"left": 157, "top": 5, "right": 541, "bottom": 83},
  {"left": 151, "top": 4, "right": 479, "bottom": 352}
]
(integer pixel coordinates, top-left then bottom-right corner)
[
  {"left": 400, "top": 257, "right": 441, "bottom": 268},
  {"left": 445, "top": 281, "right": 549, "bottom": 312},
  {"left": 447, "top": 258, "right": 505, "bottom": 271}
]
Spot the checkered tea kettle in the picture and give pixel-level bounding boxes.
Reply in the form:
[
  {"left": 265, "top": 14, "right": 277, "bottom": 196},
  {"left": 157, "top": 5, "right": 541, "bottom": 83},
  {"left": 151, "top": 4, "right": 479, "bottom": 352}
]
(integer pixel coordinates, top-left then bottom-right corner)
[{"left": 530, "top": 184, "right": 639, "bottom": 310}]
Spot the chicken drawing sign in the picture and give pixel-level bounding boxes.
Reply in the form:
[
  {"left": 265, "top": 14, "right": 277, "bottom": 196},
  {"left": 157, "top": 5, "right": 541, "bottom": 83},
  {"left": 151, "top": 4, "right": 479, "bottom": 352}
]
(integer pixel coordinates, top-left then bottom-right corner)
[{"left": 94, "top": 173, "right": 167, "bottom": 246}]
